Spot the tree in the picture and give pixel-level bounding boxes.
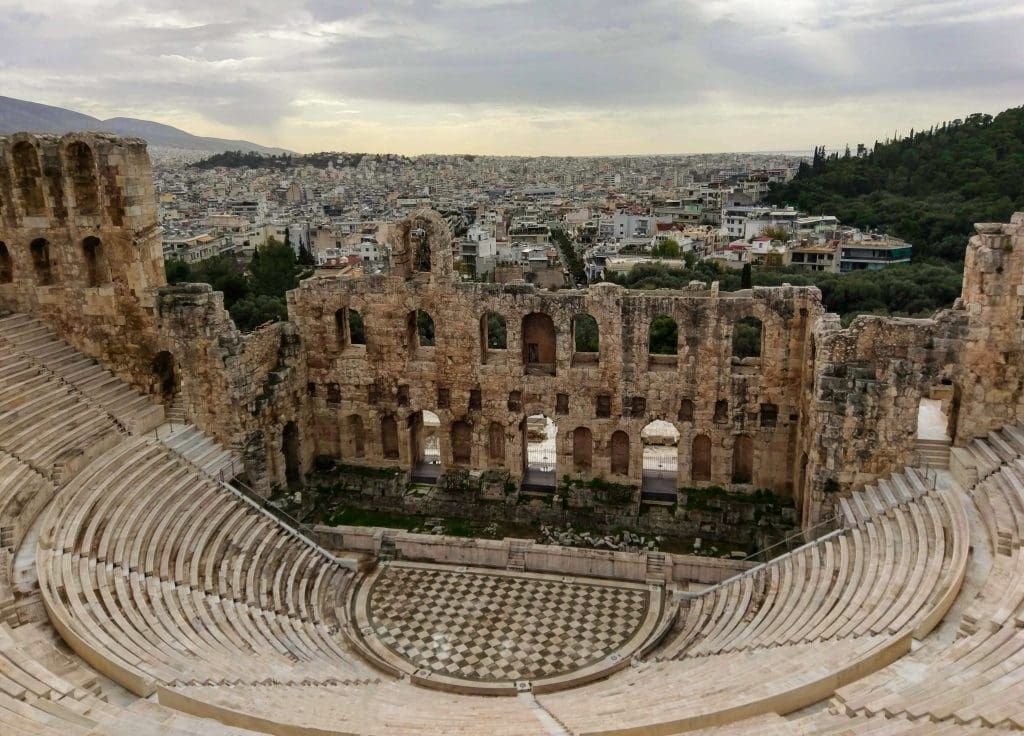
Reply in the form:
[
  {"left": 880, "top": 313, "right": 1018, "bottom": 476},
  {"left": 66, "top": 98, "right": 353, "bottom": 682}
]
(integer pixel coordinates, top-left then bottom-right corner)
[
  {"left": 298, "top": 244, "right": 316, "bottom": 266},
  {"left": 760, "top": 225, "right": 791, "bottom": 242},
  {"left": 741, "top": 263, "right": 752, "bottom": 289},
  {"left": 249, "top": 238, "right": 303, "bottom": 300},
  {"left": 651, "top": 239, "right": 681, "bottom": 258},
  {"left": 165, "top": 260, "right": 191, "bottom": 284}
]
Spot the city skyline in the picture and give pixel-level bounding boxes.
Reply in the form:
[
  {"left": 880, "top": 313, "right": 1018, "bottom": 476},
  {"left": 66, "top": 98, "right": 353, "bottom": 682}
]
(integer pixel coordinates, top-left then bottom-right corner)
[{"left": 1, "top": 0, "right": 1021, "bottom": 156}]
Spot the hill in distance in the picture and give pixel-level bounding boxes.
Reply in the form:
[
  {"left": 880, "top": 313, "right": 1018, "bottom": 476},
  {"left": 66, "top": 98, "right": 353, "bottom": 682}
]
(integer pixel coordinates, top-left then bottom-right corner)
[{"left": 0, "top": 96, "right": 289, "bottom": 155}]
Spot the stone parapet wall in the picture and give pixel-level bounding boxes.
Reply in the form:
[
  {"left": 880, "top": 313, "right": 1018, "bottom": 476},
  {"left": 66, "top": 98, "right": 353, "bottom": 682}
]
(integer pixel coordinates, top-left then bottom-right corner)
[{"left": 313, "top": 524, "right": 754, "bottom": 585}]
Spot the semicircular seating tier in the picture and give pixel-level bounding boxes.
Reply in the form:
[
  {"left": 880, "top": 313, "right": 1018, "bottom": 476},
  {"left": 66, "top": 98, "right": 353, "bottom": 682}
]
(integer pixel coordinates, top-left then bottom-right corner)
[{"left": 10, "top": 306, "right": 1024, "bottom": 734}]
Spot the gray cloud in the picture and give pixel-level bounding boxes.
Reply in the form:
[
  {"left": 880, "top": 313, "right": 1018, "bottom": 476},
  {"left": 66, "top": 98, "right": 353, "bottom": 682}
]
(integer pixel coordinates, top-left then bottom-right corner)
[{"left": 0, "top": 0, "right": 1020, "bottom": 147}]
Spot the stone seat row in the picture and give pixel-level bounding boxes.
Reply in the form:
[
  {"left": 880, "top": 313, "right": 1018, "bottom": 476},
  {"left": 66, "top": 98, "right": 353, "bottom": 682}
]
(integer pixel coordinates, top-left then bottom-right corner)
[
  {"left": 534, "top": 635, "right": 900, "bottom": 735},
  {"left": 0, "top": 619, "right": 257, "bottom": 736},
  {"left": 837, "top": 467, "right": 933, "bottom": 526},
  {"left": 0, "top": 356, "right": 123, "bottom": 480},
  {"left": 36, "top": 437, "right": 374, "bottom": 697},
  {"left": 41, "top": 437, "right": 341, "bottom": 624},
  {"left": 164, "top": 680, "right": 552, "bottom": 736},
  {"left": 949, "top": 425, "right": 1024, "bottom": 490},
  {"left": 0, "top": 453, "right": 55, "bottom": 556},
  {"left": 689, "top": 711, "right": 1019, "bottom": 734},
  {"left": 0, "top": 313, "right": 164, "bottom": 435},
  {"left": 831, "top": 425, "right": 1024, "bottom": 730},
  {"left": 159, "top": 425, "right": 240, "bottom": 483},
  {"left": 660, "top": 486, "right": 966, "bottom": 659}
]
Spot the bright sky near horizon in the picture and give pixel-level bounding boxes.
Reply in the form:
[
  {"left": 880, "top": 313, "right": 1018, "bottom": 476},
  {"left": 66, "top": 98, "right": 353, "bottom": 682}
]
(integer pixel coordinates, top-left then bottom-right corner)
[{"left": 0, "top": 0, "right": 1021, "bottom": 155}]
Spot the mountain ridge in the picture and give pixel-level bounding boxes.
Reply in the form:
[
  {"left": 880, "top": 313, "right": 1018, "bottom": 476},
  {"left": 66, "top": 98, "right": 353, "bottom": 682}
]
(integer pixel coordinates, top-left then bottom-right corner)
[{"left": 0, "top": 96, "right": 289, "bottom": 154}]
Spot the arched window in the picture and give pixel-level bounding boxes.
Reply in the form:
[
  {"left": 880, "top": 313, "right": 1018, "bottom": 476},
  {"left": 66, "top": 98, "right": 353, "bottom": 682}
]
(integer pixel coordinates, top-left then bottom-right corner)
[
  {"left": 691, "top": 434, "right": 712, "bottom": 482},
  {"left": 451, "top": 420, "right": 472, "bottom": 465},
  {"left": 82, "top": 236, "right": 104, "bottom": 287},
  {"left": 12, "top": 141, "right": 46, "bottom": 216},
  {"left": 480, "top": 311, "right": 507, "bottom": 361},
  {"left": 678, "top": 398, "right": 694, "bottom": 423},
  {"left": 67, "top": 141, "right": 99, "bottom": 215},
  {"left": 412, "top": 224, "right": 431, "bottom": 272},
  {"left": 151, "top": 351, "right": 177, "bottom": 401},
  {"left": 381, "top": 415, "right": 399, "bottom": 460},
  {"left": 573, "top": 313, "right": 599, "bottom": 355},
  {"left": 572, "top": 427, "right": 593, "bottom": 471},
  {"left": 334, "top": 308, "right": 348, "bottom": 349},
  {"left": 282, "top": 422, "right": 301, "bottom": 486},
  {"left": 407, "top": 309, "right": 435, "bottom": 349},
  {"left": 732, "top": 434, "right": 754, "bottom": 483},
  {"left": 522, "top": 312, "right": 556, "bottom": 375},
  {"left": 349, "top": 309, "right": 365, "bottom": 345},
  {"left": 732, "top": 316, "right": 763, "bottom": 360},
  {"left": 345, "top": 414, "right": 365, "bottom": 458},
  {"left": 648, "top": 315, "right": 678, "bottom": 369},
  {"left": 488, "top": 422, "right": 505, "bottom": 464},
  {"left": 0, "top": 242, "right": 12, "bottom": 283},
  {"left": 610, "top": 430, "right": 630, "bottom": 476},
  {"left": 30, "top": 238, "right": 53, "bottom": 285}
]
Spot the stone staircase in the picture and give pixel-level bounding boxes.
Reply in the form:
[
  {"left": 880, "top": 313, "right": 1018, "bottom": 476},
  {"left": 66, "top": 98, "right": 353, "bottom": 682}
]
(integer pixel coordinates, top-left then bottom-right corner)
[
  {"left": 646, "top": 551, "right": 667, "bottom": 585},
  {"left": 916, "top": 437, "right": 951, "bottom": 469},
  {"left": 507, "top": 540, "right": 529, "bottom": 572}
]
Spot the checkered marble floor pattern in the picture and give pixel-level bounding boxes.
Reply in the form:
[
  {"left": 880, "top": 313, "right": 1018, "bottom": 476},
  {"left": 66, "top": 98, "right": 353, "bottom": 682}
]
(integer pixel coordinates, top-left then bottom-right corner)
[{"left": 366, "top": 565, "right": 649, "bottom": 682}]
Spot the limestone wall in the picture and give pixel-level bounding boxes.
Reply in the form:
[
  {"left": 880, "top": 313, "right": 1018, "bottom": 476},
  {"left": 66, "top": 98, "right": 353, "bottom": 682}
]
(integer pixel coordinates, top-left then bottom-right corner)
[
  {"left": 0, "top": 133, "right": 167, "bottom": 389},
  {"left": 4, "top": 132, "right": 1024, "bottom": 529}
]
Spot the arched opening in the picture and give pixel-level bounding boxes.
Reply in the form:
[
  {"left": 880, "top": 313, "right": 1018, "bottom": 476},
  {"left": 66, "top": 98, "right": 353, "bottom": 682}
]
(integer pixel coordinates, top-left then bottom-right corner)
[
  {"left": 572, "top": 426, "right": 593, "bottom": 472},
  {"left": 522, "top": 312, "right": 556, "bottom": 375},
  {"left": 12, "top": 141, "right": 46, "bottom": 216},
  {"left": 67, "top": 141, "right": 99, "bottom": 215},
  {"left": 334, "top": 308, "right": 348, "bottom": 349},
  {"left": 82, "top": 236, "right": 104, "bottom": 287},
  {"left": 732, "top": 316, "right": 763, "bottom": 362},
  {"left": 451, "top": 420, "right": 472, "bottom": 466},
  {"left": 917, "top": 385, "right": 954, "bottom": 466},
  {"left": 30, "top": 238, "right": 53, "bottom": 285},
  {"left": 610, "top": 430, "right": 630, "bottom": 476},
  {"left": 678, "top": 398, "right": 694, "bottom": 423},
  {"left": 151, "top": 351, "right": 177, "bottom": 402},
  {"left": 345, "top": 414, "right": 365, "bottom": 459},
  {"left": 648, "top": 315, "right": 678, "bottom": 370},
  {"left": 480, "top": 311, "right": 507, "bottom": 362},
  {"left": 381, "top": 415, "right": 400, "bottom": 460},
  {"left": 692, "top": 434, "right": 712, "bottom": 482},
  {"left": 732, "top": 434, "right": 754, "bottom": 484},
  {"left": 409, "top": 409, "right": 441, "bottom": 482},
  {"left": 522, "top": 414, "right": 557, "bottom": 491},
  {"left": 349, "top": 309, "right": 366, "bottom": 345},
  {"left": 641, "top": 420, "right": 680, "bottom": 502},
  {"left": 0, "top": 242, "right": 12, "bottom": 283},
  {"left": 282, "top": 421, "right": 301, "bottom": 487},
  {"left": 488, "top": 421, "right": 506, "bottom": 465},
  {"left": 572, "top": 313, "right": 599, "bottom": 364},
  {"left": 412, "top": 225, "right": 431, "bottom": 272},
  {"left": 407, "top": 309, "right": 435, "bottom": 350}
]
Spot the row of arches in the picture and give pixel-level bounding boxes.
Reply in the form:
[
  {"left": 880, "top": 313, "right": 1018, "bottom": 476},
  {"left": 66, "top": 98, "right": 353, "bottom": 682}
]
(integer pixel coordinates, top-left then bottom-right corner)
[
  {"left": 329, "top": 411, "right": 759, "bottom": 490},
  {"left": 0, "top": 237, "right": 108, "bottom": 287},
  {"left": 326, "top": 307, "right": 764, "bottom": 371},
  {"left": 4, "top": 139, "right": 104, "bottom": 220}
]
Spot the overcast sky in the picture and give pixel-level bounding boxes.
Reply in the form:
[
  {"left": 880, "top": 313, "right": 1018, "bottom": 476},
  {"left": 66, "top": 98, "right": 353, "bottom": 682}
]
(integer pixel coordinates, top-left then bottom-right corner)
[{"left": 0, "top": 0, "right": 1021, "bottom": 155}]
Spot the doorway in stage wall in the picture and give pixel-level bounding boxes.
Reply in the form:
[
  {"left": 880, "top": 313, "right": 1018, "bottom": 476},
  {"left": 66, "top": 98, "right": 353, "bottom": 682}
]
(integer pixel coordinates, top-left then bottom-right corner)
[
  {"left": 521, "top": 414, "right": 557, "bottom": 492},
  {"left": 410, "top": 409, "right": 442, "bottom": 483},
  {"left": 641, "top": 420, "right": 679, "bottom": 503}
]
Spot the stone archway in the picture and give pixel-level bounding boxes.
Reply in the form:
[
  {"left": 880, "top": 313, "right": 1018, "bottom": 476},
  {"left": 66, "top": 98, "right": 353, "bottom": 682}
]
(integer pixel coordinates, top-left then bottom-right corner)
[{"left": 151, "top": 351, "right": 177, "bottom": 403}]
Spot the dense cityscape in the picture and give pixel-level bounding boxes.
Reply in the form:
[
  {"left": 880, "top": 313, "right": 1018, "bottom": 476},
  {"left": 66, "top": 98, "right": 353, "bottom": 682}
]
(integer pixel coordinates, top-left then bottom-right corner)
[{"left": 154, "top": 146, "right": 913, "bottom": 296}]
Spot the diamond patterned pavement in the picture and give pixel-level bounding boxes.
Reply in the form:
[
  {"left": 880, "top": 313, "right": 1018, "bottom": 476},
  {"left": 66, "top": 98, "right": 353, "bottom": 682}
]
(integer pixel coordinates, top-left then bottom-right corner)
[{"left": 366, "top": 565, "right": 649, "bottom": 683}]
